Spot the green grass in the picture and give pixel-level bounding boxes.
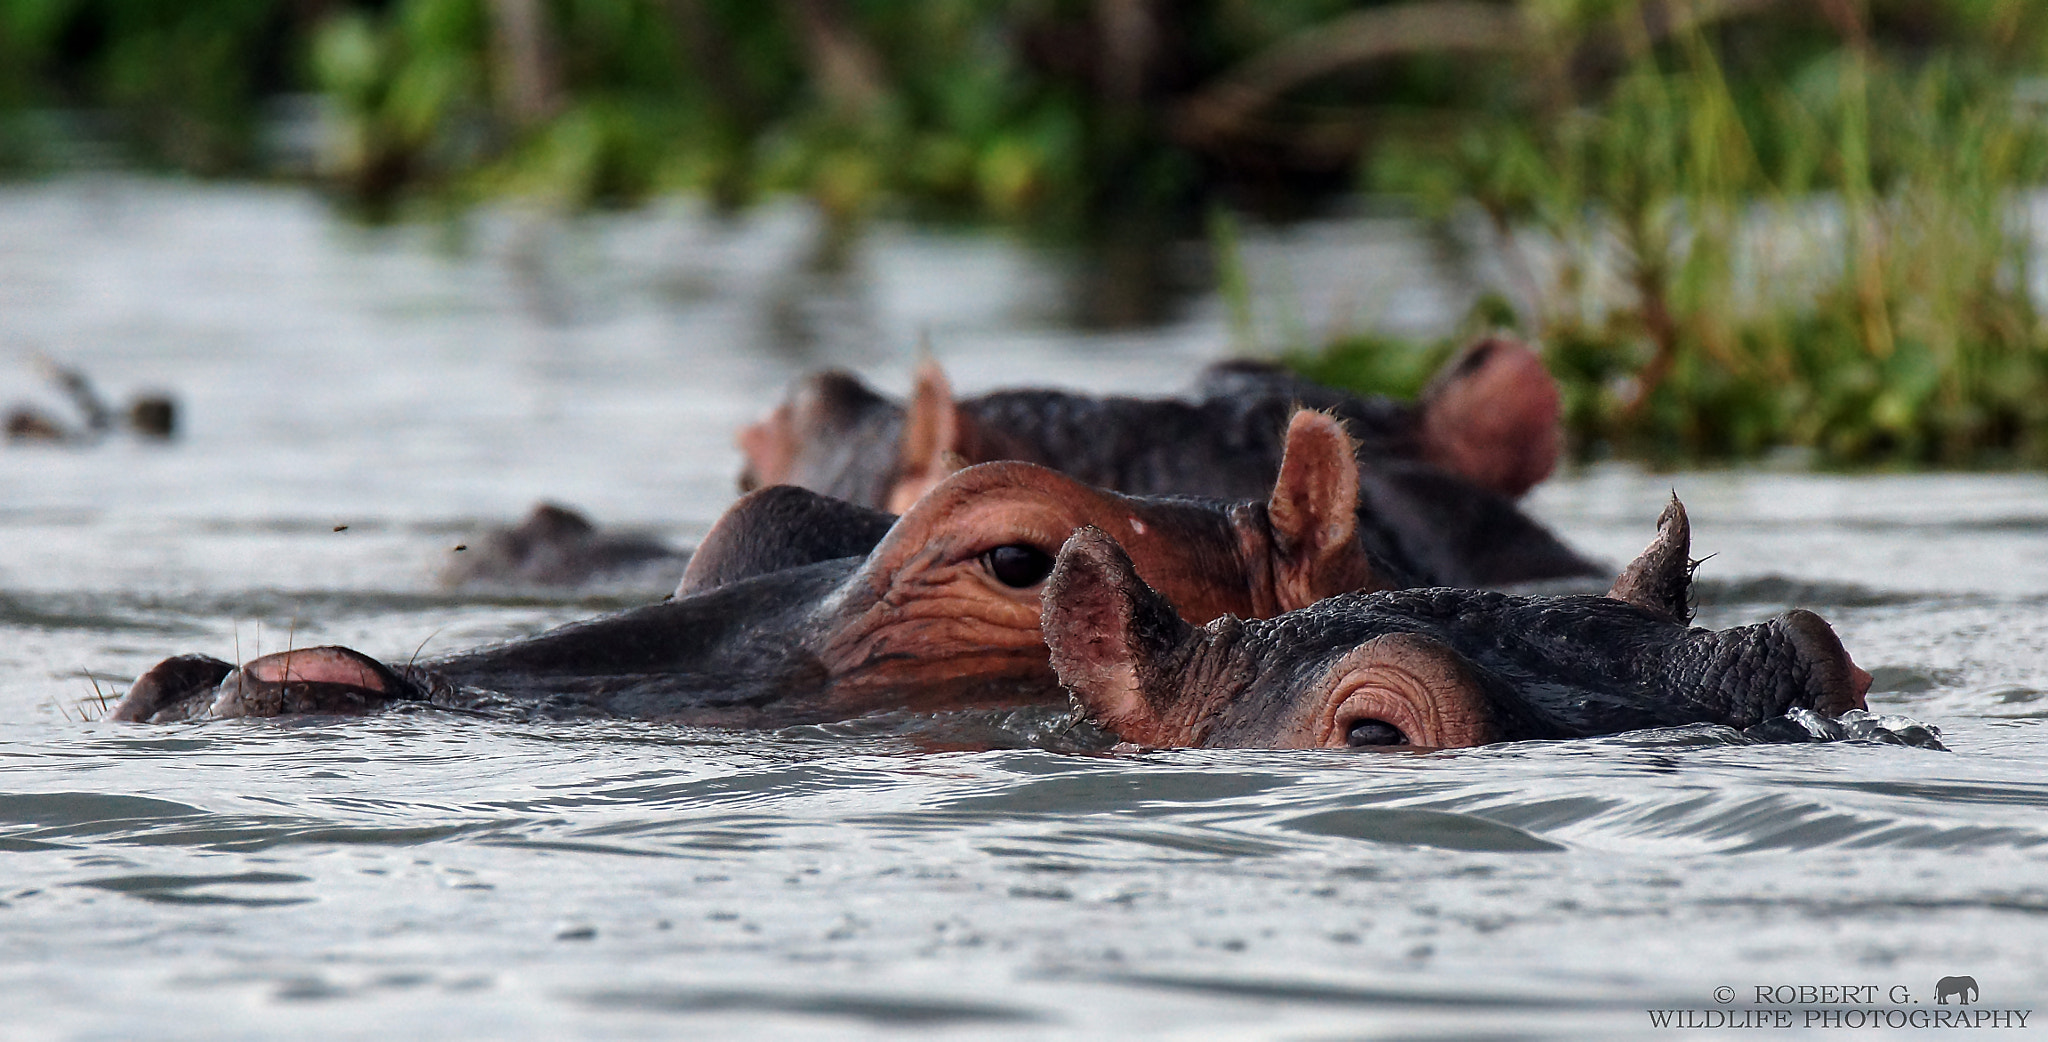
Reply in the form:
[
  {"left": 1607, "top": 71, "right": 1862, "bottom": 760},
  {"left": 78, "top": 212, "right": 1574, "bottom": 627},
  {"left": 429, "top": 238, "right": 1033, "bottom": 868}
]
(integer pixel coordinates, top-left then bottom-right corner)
[{"left": 1292, "top": 36, "right": 2048, "bottom": 467}]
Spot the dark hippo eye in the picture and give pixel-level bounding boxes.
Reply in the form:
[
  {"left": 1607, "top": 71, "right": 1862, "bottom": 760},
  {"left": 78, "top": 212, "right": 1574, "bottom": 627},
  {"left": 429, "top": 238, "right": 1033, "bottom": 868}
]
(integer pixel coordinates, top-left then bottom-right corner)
[
  {"left": 983, "top": 544, "right": 1056, "bottom": 589},
  {"left": 1345, "top": 719, "right": 1407, "bottom": 747}
]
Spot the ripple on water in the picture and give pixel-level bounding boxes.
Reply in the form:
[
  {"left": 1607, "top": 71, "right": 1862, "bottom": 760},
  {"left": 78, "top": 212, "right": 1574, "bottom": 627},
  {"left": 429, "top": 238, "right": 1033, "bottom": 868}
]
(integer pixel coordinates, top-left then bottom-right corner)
[
  {"left": 576, "top": 987, "right": 1047, "bottom": 1026},
  {"left": 1276, "top": 807, "right": 1568, "bottom": 853},
  {"left": 69, "top": 870, "right": 314, "bottom": 907}
]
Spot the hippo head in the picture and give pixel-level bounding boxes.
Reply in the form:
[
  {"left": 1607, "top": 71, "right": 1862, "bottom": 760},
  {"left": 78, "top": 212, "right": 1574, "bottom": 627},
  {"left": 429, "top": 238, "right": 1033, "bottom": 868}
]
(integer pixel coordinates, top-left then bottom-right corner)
[
  {"left": 788, "top": 409, "right": 1391, "bottom": 709},
  {"left": 737, "top": 369, "right": 907, "bottom": 507},
  {"left": 1042, "top": 498, "right": 1873, "bottom": 749}
]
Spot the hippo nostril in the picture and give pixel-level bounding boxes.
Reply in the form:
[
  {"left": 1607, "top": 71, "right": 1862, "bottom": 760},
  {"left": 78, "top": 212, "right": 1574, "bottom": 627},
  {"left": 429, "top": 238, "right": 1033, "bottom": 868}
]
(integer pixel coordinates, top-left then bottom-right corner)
[
  {"left": 985, "top": 544, "right": 1056, "bottom": 588},
  {"left": 1451, "top": 341, "right": 1497, "bottom": 376},
  {"left": 1344, "top": 719, "right": 1407, "bottom": 747}
]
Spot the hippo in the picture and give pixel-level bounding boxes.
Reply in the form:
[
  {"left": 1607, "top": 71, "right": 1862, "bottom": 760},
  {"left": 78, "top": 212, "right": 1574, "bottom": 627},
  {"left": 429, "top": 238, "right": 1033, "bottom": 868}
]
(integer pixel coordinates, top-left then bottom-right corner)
[
  {"left": 110, "top": 411, "right": 1394, "bottom": 726},
  {"left": 738, "top": 341, "right": 1597, "bottom": 587},
  {"left": 741, "top": 338, "right": 1560, "bottom": 507},
  {"left": 438, "top": 503, "right": 694, "bottom": 590},
  {"left": 6, "top": 360, "right": 176, "bottom": 443},
  {"left": 1041, "top": 498, "right": 1874, "bottom": 749}
]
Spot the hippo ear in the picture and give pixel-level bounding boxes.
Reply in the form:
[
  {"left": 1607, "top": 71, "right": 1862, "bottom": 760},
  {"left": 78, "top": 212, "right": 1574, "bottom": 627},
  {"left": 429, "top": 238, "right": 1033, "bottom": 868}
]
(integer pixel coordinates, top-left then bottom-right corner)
[
  {"left": 1267, "top": 410, "right": 1384, "bottom": 606},
  {"left": 739, "top": 370, "right": 891, "bottom": 492},
  {"left": 736, "top": 401, "right": 796, "bottom": 491},
  {"left": 888, "top": 360, "right": 975, "bottom": 513},
  {"left": 1419, "top": 336, "right": 1561, "bottom": 498},
  {"left": 1042, "top": 527, "right": 1198, "bottom": 743},
  {"left": 1606, "top": 495, "right": 1693, "bottom": 624}
]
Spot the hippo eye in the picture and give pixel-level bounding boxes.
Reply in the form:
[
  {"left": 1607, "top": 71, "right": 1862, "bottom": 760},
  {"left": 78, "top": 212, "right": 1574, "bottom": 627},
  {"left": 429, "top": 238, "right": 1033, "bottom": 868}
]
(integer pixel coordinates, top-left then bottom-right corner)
[
  {"left": 1345, "top": 719, "right": 1407, "bottom": 747},
  {"left": 983, "top": 544, "right": 1056, "bottom": 589}
]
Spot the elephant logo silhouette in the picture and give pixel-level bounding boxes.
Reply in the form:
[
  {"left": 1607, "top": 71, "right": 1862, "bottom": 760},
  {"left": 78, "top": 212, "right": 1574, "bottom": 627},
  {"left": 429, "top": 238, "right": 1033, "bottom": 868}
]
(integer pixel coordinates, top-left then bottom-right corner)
[{"left": 1936, "top": 976, "right": 1979, "bottom": 1005}]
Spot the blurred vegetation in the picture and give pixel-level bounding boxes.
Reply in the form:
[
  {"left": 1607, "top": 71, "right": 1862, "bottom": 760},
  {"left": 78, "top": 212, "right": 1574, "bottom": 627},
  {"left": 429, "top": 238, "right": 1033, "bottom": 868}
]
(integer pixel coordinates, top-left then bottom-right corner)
[
  {"left": 1296, "top": 0, "right": 2048, "bottom": 466},
  {"left": 1, "top": 0, "right": 2046, "bottom": 462}
]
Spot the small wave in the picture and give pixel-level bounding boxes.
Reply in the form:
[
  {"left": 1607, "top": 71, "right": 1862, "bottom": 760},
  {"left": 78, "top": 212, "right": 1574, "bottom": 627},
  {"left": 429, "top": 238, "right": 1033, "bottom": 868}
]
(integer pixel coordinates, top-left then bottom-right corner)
[
  {"left": 1690, "top": 576, "right": 1937, "bottom": 609},
  {"left": 1080, "top": 969, "right": 1620, "bottom": 1010},
  {"left": 68, "top": 870, "right": 313, "bottom": 907},
  {"left": 1278, "top": 807, "right": 1567, "bottom": 852},
  {"left": 1743, "top": 708, "right": 1946, "bottom": 749},
  {"left": 575, "top": 986, "right": 1045, "bottom": 1025}
]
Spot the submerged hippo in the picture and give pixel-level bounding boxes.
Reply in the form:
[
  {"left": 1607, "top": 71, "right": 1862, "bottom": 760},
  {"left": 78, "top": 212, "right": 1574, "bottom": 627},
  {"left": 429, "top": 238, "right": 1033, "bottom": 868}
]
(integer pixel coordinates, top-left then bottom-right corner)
[
  {"left": 438, "top": 502, "right": 693, "bottom": 590},
  {"left": 6, "top": 359, "right": 177, "bottom": 443},
  {"left": 111, "top": 411, "right": 1392, "bottom": 726},
  {"left": 739, "top": 341, "right": 1596, "bottom": 587},
  {"left": 742, "top": 337, "right": 1560, "bottom": 507},
  {"left": 1041, "top": 499, "right": 1874, "bottom": 749}
]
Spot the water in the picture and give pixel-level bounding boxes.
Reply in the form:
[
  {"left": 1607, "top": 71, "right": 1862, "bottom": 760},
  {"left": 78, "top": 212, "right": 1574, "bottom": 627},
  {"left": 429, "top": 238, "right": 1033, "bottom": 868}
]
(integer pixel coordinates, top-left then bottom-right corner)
[{"left": 3, "top": 178, "right": 2046, "bottom": 1040}]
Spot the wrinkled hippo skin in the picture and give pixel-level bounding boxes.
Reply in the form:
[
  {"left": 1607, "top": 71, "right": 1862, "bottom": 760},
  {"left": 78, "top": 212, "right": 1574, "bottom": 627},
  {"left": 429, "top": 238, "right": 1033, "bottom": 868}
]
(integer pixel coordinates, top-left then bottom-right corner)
[
  {"left": 738, "top": 342, "right": 1595, "bottom": 587},
  {"left": 1042, "top": 498, "right": 1874, "bottom": 749},
  {"left": 113, "top": 412, "right": 1395, "bottom": 726},
  {"left": 741, "top": 338, "right": 1558, "bottom": 505}
]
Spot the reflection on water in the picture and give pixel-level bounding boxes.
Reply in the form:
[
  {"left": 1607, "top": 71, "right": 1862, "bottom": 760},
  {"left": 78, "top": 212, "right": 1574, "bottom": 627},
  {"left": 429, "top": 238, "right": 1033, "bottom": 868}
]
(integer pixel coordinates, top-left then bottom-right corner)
[{"left": 2, "top": 179, "right": 2047, "bottom": 1039}]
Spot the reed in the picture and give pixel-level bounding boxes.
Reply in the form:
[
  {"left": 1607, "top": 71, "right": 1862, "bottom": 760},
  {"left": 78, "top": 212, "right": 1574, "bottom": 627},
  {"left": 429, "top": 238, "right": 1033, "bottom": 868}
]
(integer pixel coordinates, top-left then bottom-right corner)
[{"left": 1298, "top": 29, "right": 2048, "bottom": 466}]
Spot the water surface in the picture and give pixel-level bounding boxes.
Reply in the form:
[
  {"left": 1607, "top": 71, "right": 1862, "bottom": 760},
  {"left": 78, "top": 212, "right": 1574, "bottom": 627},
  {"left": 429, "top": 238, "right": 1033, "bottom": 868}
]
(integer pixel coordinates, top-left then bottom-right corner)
[{"left": 2, "top": 179, "right": 2045, "bottom": 1039}]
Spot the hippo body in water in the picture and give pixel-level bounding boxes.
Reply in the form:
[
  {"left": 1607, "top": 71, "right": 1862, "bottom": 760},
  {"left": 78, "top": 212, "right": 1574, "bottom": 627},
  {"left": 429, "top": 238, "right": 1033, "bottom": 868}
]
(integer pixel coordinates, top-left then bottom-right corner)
[
  {"left": 437, "top": 496, "right": 900, "bottom": 591},
  {"left": 438, "top": 503, "right": 692, "bottom": 590},
  {"left": 113, "top": 413, "right": 1393, "bottom": 726},
  {"left": 7, "top": 360, "right": 177, "bottom": 443},
  {"left": 1041, "top": 500, "right": 1874, "bottom": 750},
  {"left": 740, "top": 340, "right": 1597, "bottom": 587}
]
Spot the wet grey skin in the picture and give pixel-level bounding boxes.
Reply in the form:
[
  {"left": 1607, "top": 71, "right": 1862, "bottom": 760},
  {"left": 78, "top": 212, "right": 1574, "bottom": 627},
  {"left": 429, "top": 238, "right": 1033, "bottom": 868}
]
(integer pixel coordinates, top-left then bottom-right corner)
[
  {"left": 116, "top": 487, "right": 912, "bottom": 726},
  {"left": 115, "top": 557, "right": 871, "bottom": 727},
  {"left": 741, "top": 355, "right": 1599, "bottom": 588},
  {"left": 1042, "top": 500, "right": 1873, "bottom": 749}
]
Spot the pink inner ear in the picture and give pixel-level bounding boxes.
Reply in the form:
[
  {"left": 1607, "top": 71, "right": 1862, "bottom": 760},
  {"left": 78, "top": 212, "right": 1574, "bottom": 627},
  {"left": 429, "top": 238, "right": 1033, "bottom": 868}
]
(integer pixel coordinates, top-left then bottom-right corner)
[
  {"left": 736, "top": 408, "right": 794, "bottom": 486},
  {"left": 901, "top": 364, "right": 959, "bottom": 463},
  {"left": 1269, "top": 411, "right": 1359, "bottom": 556},
  {"left": 244, "top": 647, "right": 391, "bottom": 692}
]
